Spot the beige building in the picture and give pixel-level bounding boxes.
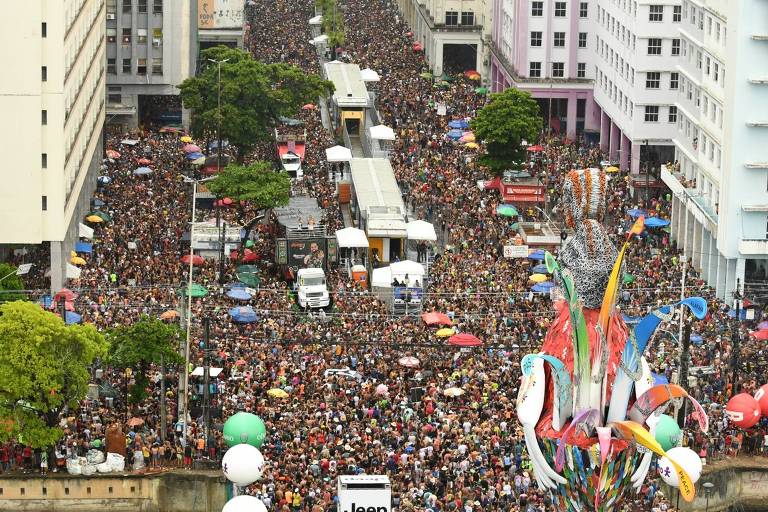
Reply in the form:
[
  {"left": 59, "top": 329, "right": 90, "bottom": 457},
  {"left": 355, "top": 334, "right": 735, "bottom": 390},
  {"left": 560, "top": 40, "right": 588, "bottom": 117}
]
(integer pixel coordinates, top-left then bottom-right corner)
[{"left": 0, "top": 0, "right": 106, "bottom": 290}]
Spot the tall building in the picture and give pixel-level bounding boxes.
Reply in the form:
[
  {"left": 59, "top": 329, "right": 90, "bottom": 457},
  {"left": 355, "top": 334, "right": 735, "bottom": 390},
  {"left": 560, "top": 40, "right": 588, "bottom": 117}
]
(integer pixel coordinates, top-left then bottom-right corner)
[
  {"left": 105, "top": 0, "right": 196, "bottom": 130},
  {"left": 489, "top": 0, "right": 600, "bottom": 139},
  {"left": 0, "top": 0, "right": 106, "bottom": 291},
  {"left": 662, "top": 0, "right": 768, "bottom": 300},
  {"left": 396, "top": 0, "right": 491, "bottom": 78},
  {"left": 592, "top": 0, "right": 680, "bottom": 179}
]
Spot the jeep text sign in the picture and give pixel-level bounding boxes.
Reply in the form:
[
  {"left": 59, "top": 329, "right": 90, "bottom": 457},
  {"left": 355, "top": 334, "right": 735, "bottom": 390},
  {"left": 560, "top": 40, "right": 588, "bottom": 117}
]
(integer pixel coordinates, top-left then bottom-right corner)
[{"left": 338, "top": 488, "right": 391, "bottom": 512}]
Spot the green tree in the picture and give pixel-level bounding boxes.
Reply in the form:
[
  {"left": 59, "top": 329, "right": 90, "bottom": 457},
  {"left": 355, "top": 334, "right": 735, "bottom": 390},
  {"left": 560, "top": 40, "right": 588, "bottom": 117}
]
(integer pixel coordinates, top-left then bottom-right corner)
[
  {"left": 178, "top": 46, "right": 334, "bottom": 163},
  {"left": 470, "top": 88, "right": 543, "bottom": 172},
  {"left": 0, "top": 302, "right": 107, "bottom": 448},
  {"left": 0, "top": 263, "right": 26, "bottom": 303},
  {"left": 207, "top": 161, "right": 291, "bottom": 243},
  {"left": 316, "top": 0, "right": 345, "bottom": 49},
  {"left": 107, "top": 317, "right": 183, "bottom": 405}
]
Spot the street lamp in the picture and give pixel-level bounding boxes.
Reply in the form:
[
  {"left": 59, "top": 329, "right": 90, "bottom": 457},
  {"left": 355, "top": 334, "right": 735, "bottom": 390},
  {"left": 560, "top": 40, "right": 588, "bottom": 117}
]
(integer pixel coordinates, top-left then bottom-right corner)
[
  {"left": 206, "top": 58, "right": 230, "bottom": 175},
  {"left": 180, "top": 174, "right": 216, "bottom": 449},
  {"left": 703, "top": 481, "right": 714, "bottom": 512}
]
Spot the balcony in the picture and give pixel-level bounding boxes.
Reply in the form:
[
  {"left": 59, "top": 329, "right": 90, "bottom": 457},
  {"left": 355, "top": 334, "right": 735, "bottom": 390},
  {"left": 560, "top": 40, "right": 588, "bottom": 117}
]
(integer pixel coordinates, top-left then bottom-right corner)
[
  {"left": 661, "top": 165, "right": 718, "bottom": 230},
  {"left": 739, "top": 239, "right": 768, "bottom": 255}
]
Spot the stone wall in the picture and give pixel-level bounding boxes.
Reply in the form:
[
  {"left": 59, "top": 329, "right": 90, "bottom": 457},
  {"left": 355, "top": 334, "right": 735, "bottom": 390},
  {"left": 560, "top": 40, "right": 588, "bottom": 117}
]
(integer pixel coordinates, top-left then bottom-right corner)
[
  {"left": 0, "top": 471, "right": 227, "bottom": 512},
  {"left": 666, "top": 459, "right": 768, "bottom": 512}
]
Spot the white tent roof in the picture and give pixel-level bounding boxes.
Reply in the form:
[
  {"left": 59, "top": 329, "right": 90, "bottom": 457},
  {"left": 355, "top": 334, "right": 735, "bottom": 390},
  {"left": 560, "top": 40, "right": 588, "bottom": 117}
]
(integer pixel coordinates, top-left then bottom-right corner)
[
  {"left": 335, "top": 227, "right": 369, "bottom": 248},
  {"left": 390, "top": 260, "right": 425, "bottom": 277},
  {"left": 66, "top": 263, "right": 81, "bottom": 279},
  {"left": 308, "top": 15, "right": 323, "bottom": 25},
  {"left": 191, "top": 367, "right": 224, "bottom": 377},
  {"left": 371, "top": 266, "right": 392, "bottom": 288},
  {"left": 311, "top": 34, "right": 329, "bottom": 44},
  {"left": 406, "top": 220, "right": 437, "bottom": 241},
  {"left": 79, "top": 222, "right": 94, "bottom": 239},
  {"left": 369, "top": 124, "right": 396, "bottom": 141},
  {"left": 325, "top": 145, "right": 353, "bottom": 163},
  {"left": 360, "top": 68, "right": 381, "bottom": 82}
]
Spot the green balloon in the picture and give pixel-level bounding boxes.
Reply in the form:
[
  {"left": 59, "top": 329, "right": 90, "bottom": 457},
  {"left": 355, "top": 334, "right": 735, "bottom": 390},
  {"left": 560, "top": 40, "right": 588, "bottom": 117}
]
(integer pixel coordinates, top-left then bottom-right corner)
[
  {"left": 654, "top": 414, "right": 682, "bottom": 451},
  {"left": 223, "top": 412, "right": 266, "bottom": 448}
]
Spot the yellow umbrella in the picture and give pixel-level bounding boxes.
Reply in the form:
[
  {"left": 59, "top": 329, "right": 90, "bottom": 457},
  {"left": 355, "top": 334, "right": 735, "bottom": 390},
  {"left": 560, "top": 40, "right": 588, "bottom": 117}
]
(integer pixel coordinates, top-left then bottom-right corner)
[
  {"left": 267, "top": 388, "right": 289, "bottom": 398},
  {"left": 180, "top": 136, "right": 193, "bottom": 143},
  {"left": 529, "top": 273, "right": 548, "bottom": 283},
  {"left": 605, "top": 166, "right": 620, "bottom": 173},
  {"left": 436, "top": 327, "right": 455, "bottom": 337},
  {"left": 465, "top": 142, "right": 479, "bottom": 149},
  {"left": 70, "top": 256, "right": 86, "bottom": 266},
  {"left": 86, "top": 215, "right": 104, "bottom": 223}
]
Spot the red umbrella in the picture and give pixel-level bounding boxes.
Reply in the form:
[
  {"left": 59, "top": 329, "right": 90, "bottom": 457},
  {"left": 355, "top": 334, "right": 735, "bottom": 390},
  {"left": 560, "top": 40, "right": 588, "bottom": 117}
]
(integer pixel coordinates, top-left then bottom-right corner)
[
  {"left": 302, "top": 104, "right": 316, "bottom": 110},
  {"left": 137, "top": 158, "right": 151, "bottom": 165},
  {"left": 54, "top": 288, "right": 77, "bottom": 302},
  {"left": 181, "top": 254, "right": 204, "bottom": 266},
  {"left": 448, "top": 333, "right": 482, "bottom": 347},
  {"left": 527, "top": 145, "right": 544, "bottom": 152},
  {"left": 406, "top": 31, "right": 413, "bottom": 37},
  {"left": 421, "top": 312, "right": 452, "bottom": 326},
  {"left": 202, "top": 165, "right": 219, "bottom": 175},
  {"left": 106, "top": 149, "right": 121, "bottom": 159},
  {"left": 50, "top": 300, "right": 75, "bottom": 312},
  {"left": 751, "top": 329, "right": 768, "bottom": 341},
  {"left": 463, "top": 70, "right": 479, "bottom": 78},
  {"left": 222, "top": 197, "right": 234, "bottom": 205},
  {"left": 182, "top": 144, "right": 202, "bottom": 153},
  {"left": 235, "top": 359, "right": 247, "bottom": 366},
  {"left": 412, "top": 42, "right": 423, "bottom": 51},
  {"left": 230, "top": 249, "right": 259, "bottom": 263}
]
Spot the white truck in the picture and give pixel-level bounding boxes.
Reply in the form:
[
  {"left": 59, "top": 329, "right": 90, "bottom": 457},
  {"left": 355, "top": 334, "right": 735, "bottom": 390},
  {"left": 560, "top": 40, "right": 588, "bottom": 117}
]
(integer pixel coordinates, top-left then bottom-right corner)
[{"left": 296, "top": 268, "right": 330, "bottom": 309}]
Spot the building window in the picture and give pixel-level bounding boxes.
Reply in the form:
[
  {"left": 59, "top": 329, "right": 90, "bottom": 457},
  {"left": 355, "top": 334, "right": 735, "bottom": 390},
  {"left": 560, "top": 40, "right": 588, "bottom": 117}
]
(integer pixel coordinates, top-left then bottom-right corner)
[
  {"left": 644, "top": 105, "right": 659, "bottom": 122},
  {"left": 137, "top": 58, "right": 147, "bottom": 74},
  {"left": 530, "top": 31, "right": 542, "bottom": 46},
  {"left": 108, "top": 86, "right": 121, "bottom": 104},
  {"left": 42, "top": 154, "right": 47, "bottom": 168},
  {"left": 673, "top": 5, "right": 681, "bottom": 22},
  {"left": 713, "top": 63, "right": 719, "bottom": 82},
  {"left": 153, "top": 28, "right": 163, "bottom": 47},
  {"left": 42, "top": 22, "right": 47, "bottom": 37},
  {"left": 529, "top": 61, "right": 542, "bottom": 78},
  {"left": 577, "top": 62, "right": 586, "bottom": 78},
  {"left": 554, "top": 32, "right": 565, "bottom": 47},
  {"left": 647, "top": 38, "right": 661, "bottom": 55},
  {"left": 578, "top": 32, "right": 587, "bottom": 48},
  {"left": 107, "top": 58, "right": 116, "bottom": 74},
  {"left": 153, "top": 0, "right": 163, "bottom": 13},
  {"left": 107, "top": 0, "right": 117, "bottom": 14},
  {"left": 461, "top": 11, "right": 474, "bottom": 25},
  {"left": 645, "top": 72, "right": 660, "bottom": 89},
  {"left": 152, "top": 58, "right": 163, "bottom": 75},
  {"left": 668, "top": 106, "right": 677, "bottom": 123},
  {"left": 122, "top": 28, "right": 131, "bottom": 44},
  {"left": 41, "top": 66, "right": 47, "bottom": 81},
  {"left": 138, "top": 0, "right": 147, "bottom": 13},
  {"left": 552, "top": 62, "right": 564, "bottom": 77},
  {"left": 671, "top": 38, "right": 680, "bottom": 56},
  {"left": 123, "top": 0, "right": 132, "bottom": 13},
  {"left": 580, "top": 2, "right": 588, "bottom": 18},
  {"left": 445, "top": 11, "right": 458, "bottom": 25},
  {"left": 649, "top": 5, "right": 663, "bottom": 21},
  {"left": 107, "top": 28, "right": 117, "bottom": 43},
  {"left": 42, "top": 196, "right": 47, "bottom": 211},
  {"left": 554, "top": 2, "right": 566, "bottom": 16},
  {"left": 122, "top": 58, "right": 131, "bottom": 73},
  {"left": 137, "top": 28, "right": 147, "bottom": 43},
  {"left": 41, "top": 110, "right": 47, "bottom": 125},
  {"left": 670, "top": 72, "right": 679, "bottom": 89},
  {"left": 531, "top": 1, "right": 543, "bottom": 16}
]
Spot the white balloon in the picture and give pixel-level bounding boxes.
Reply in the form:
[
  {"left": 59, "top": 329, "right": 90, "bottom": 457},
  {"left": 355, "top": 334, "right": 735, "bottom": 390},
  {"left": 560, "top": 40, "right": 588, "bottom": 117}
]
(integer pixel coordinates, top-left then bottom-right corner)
[
  {"left": 222, "top": 495, "right": 267, "bottom": 512},
  {"left": 222, "top": 444, "right": 265, "bottom": 486},
  {"left": 657, "top": 447, "right": 702, "bottom": 488}
]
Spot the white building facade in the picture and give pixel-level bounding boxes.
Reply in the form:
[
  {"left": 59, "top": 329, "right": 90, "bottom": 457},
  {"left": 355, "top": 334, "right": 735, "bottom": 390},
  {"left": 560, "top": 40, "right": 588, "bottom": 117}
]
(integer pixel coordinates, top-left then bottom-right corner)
[
  {"left": 662, "top": 0, "right": 768, "bottom": 300},
  {"left": 0, "top": 0, "right": 106, "bottom": 290}
]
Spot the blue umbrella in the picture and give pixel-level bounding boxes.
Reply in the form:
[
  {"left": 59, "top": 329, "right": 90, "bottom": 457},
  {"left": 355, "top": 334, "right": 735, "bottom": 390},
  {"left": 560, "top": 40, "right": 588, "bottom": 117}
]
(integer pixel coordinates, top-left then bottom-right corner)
[
  {"left": 93, "top": 199, "right": 106, "bottom": 207},
  {"left": 227, "top": 289, "right": 252, "bottom": 301},
  {"left": 531, "top": 281, "right": 555, "bottom": 293},
  {"left": 187, "top": 152, "right": 204, "bottom": 160},
  {"left": 97, "top": 176, "right": 112, "bottom": 185},
  {"left": 448, "top": 120, "right": 469, "bottom": 129},
  {"left": 626, "top": 208, "right": 647, "bottom": 218},
  {"left": 644, "top": 217, "right": 671, "bottom": 228},
  {"left": 621, "top": 313, "right": 641, "bottom": 325},
  {"left": 446, "top": 129, "right": 464, "bottom": 140},
  {"left": 532, "top": 263, "right": 549, "bottom": 274},
  {"left": 527, "top": 250, "right": 545, "bottom": 261},
  {"left": 652, "top": 372, "right": 669, "bottom": 385},
  {"left": 208, "top": 140, "right": 229, "bottom": 150},
  {"left": 133, "top": 167, "right": 153, "bottom": 176},
  {"left": 75, "top": 242, "right": 93, "bottom": 254},
  {"left": 229, "top": 306, "right": 258, "bottom": 323},
  {"left": 39, "top": 295, "right": 53, "bottom": 308},
  {"left": 65, "top": 312, "right": 82, "bottom": 324},
  {"left": 690, "top": 333, "right": 703, "bottom": 346}
]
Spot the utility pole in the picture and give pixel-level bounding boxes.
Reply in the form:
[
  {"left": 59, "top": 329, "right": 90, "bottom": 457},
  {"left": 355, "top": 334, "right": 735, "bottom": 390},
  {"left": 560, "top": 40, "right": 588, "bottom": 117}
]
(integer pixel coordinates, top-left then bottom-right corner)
[
  {"left": 219, "top": 222, "right": 227, "bottom": 285},
  {"left": 202, "top": 317, "right": 212, "bottom": 449},
  {"left": 677, "top": 255, "right": 687, "bottom": 346},
  {"left": 160, "top": 354, "right": 166, "bottom": 442},
  {"left": 207, "top": 58, "right": 229, "bottom": 175},
  {"left": 644, "top": 139, "right": 650, "bottom": 203},
  {"left": 677, "top": 321, "right": 692, "bottom": 425},
  {"left": 730, "top": 278, "right": 743, "bottom": 394}
]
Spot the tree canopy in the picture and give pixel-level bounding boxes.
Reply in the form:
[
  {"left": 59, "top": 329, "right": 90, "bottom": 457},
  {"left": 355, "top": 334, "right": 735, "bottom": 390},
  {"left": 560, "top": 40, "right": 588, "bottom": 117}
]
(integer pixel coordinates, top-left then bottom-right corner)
[
  {"left": 470, "top": 88, "right": 543, "bottom": 171},
  {"left": 0, "top": 263, "right": 26, "bottom": 303},
  {"left": 107, "top": 317, "right": 183, "bottom": 404},
  {"left": 0, "top": 302, "right": 107, "bottom": 448},
  {"left": 178, "top": 46, "right": 334, "bottom": 162},
  {"left": 316, "top": 0, "right": 345, "bottom": 48}
]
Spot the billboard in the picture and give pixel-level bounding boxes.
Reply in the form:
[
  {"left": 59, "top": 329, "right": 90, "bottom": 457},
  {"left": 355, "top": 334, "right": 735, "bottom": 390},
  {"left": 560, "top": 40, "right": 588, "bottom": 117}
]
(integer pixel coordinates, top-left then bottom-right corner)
[
  {"left": 338, "top": 476, "right": 391, "bottom": 512},
  {"left": 198, "top": 0, "right": 244, "bottom": 29},
  {"left": 277, "top": 238, "right": 338, "bottom": 269}
]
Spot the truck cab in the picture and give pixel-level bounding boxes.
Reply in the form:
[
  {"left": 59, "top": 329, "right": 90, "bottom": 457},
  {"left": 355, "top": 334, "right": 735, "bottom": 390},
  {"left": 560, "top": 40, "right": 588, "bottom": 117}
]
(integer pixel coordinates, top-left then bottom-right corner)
[{"left": 295, "top": 268, "right": 330, "bottom": 308}]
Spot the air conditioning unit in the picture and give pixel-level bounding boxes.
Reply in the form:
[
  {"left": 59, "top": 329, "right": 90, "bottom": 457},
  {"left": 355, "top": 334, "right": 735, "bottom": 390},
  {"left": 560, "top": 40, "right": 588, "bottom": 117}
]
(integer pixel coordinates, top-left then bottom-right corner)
[{"left": 106, "top": 13, "right": 116, "bottom": 20}]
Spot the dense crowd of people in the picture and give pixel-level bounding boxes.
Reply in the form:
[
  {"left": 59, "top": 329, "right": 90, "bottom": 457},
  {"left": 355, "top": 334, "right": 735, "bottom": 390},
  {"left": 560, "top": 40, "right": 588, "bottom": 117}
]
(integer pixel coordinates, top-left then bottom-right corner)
[{"left": 2, "top": 0, "right": 768, "bottom": 511}]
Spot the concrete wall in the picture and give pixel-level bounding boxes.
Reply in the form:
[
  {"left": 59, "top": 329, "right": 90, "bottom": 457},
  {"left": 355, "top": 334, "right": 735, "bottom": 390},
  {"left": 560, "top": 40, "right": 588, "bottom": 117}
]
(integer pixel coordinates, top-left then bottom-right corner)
[
  {"left": 0, "top": 471, "right": 227, "bottom": 512},
  {"left": 666, "top": 460, "right": 768, "bottom": 512}
]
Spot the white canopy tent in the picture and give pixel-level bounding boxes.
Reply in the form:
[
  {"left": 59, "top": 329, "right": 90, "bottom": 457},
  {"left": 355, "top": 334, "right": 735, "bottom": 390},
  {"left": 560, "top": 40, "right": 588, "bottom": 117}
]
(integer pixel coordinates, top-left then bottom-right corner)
[
  {"left": 325, "top": 145, "right": 353, "bottom": 163},
  {"left": 308, "top": 15, "right": 323, "bottom": 25},
  {"left": 406, "top": 220, "right": 437, "bottom": 241},
  {"left": 335, "top": 227, "right": 369, "bottom": 248},
  {"left": 360, "top": 68, "right": 381, "bottom": 82},
  {"left": 311, "top": 34, "right": 329, "bottom": 45},
  {"left": 369, "top": 124, "right": 396, "bottom": 141},
  {"left": 371, "top": 266, "right": 392, "bottom": 288},
  {"left": 79, "top": 222, "right": 94, "bottom": 239},
  {"left": 389, "top": 260, "right": 425, "bottom": 279}
]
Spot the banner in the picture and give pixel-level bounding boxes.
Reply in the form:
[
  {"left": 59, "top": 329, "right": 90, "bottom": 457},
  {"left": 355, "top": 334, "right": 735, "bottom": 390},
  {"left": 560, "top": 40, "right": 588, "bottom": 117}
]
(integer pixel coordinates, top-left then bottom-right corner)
[
  {"left": 504, "top": 245, "right": 529, "bottom": 258},
  {"left": 198, "top": 0, "right": 244, "bottom": 29}
]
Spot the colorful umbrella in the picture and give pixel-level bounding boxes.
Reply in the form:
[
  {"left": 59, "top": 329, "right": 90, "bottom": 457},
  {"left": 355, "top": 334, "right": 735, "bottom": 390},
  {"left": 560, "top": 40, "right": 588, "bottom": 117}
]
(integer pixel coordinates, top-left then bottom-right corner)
[
  {"left": 446, "top": 129, "right": 464, "bottom": 140},
  {"left": 127, "top": 417, "right": 144, "bottom": 427},
  {"left": 267, "top": 388, "right": 289, "bottom": 398},
  {"left": 133, "top": 167, "right": 153, "bottom": 176},
  {"left": 496, "top": 204, "right": 519, "bottom": 217},
  {"left": 181, "top": 254, "right": 204, "bottom": 266},
  {"left": 463, "top": 70, "right": 480, "bottom": 78},
  {"left": 229, "top": 306, "right": 258, "bottom": 323},
  {"left": 375, "top": 384, "right": 389, "bottom": 396},
  {"left": 751, "top": 329, "right": 768, "bottom": 341},
  {"left": 235, "top": 359, "right": 247, "bottom": 366},
  {"left": 448, "top": 333, "right": 482, "bottom": 347},
  {"left": 160, "top": 310, "right": 179, "bottom": 320},
  {"left": 644, "top": 217, "right": 671, "bottom": 228},
  {"left": 398, "top": 356, "right": 420, "bottom": 368},
  {"left": 137, "top": 158, "right": 151, "bottom": 165},
  {"left": 89, "top": 210, "right": 112, "bottom": 222},
  {"left": 64, "top": 312, "right": 82, "bottom": 325},
  {"left": 474, "top": 87, "right": 488, "bottom": 95},
  {"left": 527, "top": 145, "right": 544, "bottom": 152},
  {"left": 443, "top": 387, "right": 465, "bottom": 397},
  {"left": 459, "top": 132, "right": 476, "bottom": 143},
  {"left": 180, "top": 136, "right": 193, "bottom": 143},
  {"left": 529, "top": 273, "right": 548, "bottom": 283},
  {"left": 302, "top": 104, "right": 316, "bottom": 110},
  {"left": 183, "top": 144, "right": 201, "bottom": 153},
  {"left": 421, "top": 312, "right": 452, "bottom": 326},
  {"left": 231, "top": 249, "right": 259, "bottom": 263},
  {"left": 85, "top": 215, "right": 104, "bottom": 223},
  {"left": 227, "top": 289, "right": 252, "bottom": 301},
  {"left": 106, "top": 150, "right": 121, "bottom": 159},
  {"left": 70, "top": 256, "right": 86, "bottom": 266},
  {"left": 419, "top": 72, "right": 433, "bottom": 79},
  {"left": 436, "top": 327, "right": 456, "bottom": 337},
  {"left": 532, "top": 281, "right": 555, "bottom": 293},
  {"left": 528, "top": 249, "right": 545, "bottom": 260},
  {"left": 605, "top": 166, "right": 620, "bottom": 173},
  {"left": 448, "top": 120, "right": 469, "bottom": 130},
  {"left": 623, "top": 273, "right": 635, "bottom": 284},
  {"left": 97, "top": 176, "right": 112, "bottom": 185},
  {"left": 626, "top": 208, "right": 647, "bottom": 218},
  {"left": 464, "top": 142, "right": 479, "bottom": 149},
  {"left": 532, "top": 263, "right": 549, "bottom": 274},
  {"left": 181, "top": 284, "right": 208, "bottom": 297}
]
